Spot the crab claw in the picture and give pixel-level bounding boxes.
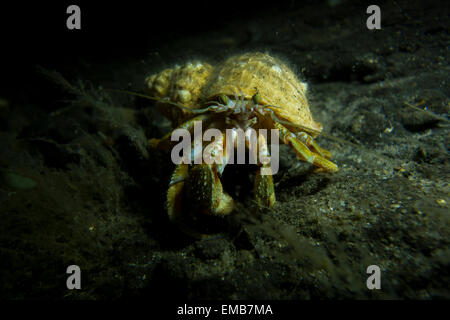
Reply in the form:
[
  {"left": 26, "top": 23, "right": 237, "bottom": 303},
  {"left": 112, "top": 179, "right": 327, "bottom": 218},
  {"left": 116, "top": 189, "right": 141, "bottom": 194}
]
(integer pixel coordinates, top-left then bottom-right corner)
[{"left": 184, "top": 164, "right": 234, "bottom": 216}]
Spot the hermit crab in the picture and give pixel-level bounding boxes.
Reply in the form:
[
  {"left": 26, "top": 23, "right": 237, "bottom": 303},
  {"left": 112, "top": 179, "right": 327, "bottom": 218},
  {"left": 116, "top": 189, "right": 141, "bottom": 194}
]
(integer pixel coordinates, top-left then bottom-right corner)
[{"left": 144, "top": 52, "right": 338, "bottom": 224}]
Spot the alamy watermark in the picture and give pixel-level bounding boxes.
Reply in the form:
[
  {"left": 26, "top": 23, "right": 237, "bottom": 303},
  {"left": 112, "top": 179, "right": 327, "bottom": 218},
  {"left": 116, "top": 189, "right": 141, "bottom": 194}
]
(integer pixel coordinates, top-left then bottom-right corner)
[
  {"left": 65, "top": 5, "right": 382, "bottom": 31},
  {"left": 366, "top": 265, "right": 381, "bottom": 290},
  {"left": 66, "top": 5, "right": 81, "bottom": 30},
  {"left": 170, "top": 121, "right": 279, "bottom": 175},
  {"left": 366, "top": 5, "right": 381, "bottom": 30},
  {"left": 66, "top": 265, "right": 81, "bottom": 289}
]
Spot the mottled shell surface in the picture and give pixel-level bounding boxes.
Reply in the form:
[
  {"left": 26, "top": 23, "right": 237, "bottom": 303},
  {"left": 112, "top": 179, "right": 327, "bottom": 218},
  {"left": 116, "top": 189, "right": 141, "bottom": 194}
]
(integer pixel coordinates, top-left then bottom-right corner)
[
  {"left": 145, "top": 61, "right": 213, "bottom": 125},
  {"left": 203, "top": 52, "right": 322, "bottom": 134},
  {"left": 146, "top": 53, "right": 322, "bottom": 135}
]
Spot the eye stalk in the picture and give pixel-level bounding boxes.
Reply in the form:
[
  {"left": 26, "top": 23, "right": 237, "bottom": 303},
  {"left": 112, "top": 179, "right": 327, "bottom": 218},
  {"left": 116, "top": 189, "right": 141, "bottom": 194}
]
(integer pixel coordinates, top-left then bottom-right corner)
[{"left": 252, "top": 92, "right": 262, "bottom": 105}]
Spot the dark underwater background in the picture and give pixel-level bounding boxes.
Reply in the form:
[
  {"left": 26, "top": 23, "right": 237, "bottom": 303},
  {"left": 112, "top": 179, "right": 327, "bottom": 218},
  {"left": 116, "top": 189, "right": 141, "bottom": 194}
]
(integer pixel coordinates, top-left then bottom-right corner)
[{"left": 0, "top": 0, "right": 448, "bottom": 299}]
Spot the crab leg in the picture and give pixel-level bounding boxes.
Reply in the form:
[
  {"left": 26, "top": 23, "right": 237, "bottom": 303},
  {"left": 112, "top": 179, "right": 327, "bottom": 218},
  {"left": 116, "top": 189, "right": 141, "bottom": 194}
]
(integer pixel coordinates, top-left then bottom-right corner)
[
  {"left": 185, "top": 163, "right": 234, "bottom": 216},
  {"left": 252, "top": 132, "right": 275, "bottom": 208},
  {"left": 295, "top": 132, "right": 332, "bottom": 159},
  {"left": 167, "top": 163, "right": 189, "bottom": 221},
  {"left": 149, "top": 114, "right": 210, "bottom": 150},
  {"left": 273, "top": 122, "right": 338, "bottom": 173},
  {"left": 167, "top": 162, "right": 221, "bottom": 239},
  {"left": 167, "top": 127, "right": 221, "bottom": 221},
  {"left": 168, "top": 131, "right": 234, "bottom": 217},
  {"left": 186, "top": 132, "right": 234, "bottom": 215}
]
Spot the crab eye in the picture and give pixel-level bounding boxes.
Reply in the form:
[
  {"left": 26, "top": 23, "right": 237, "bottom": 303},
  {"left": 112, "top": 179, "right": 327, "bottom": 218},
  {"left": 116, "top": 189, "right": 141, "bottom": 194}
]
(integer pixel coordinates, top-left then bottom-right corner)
[
  {"left": 219, "top": 95, "right": 230, "bottom": 105},
  {"left": 252, "top": 92, "right": 261, "bottom": 105}
]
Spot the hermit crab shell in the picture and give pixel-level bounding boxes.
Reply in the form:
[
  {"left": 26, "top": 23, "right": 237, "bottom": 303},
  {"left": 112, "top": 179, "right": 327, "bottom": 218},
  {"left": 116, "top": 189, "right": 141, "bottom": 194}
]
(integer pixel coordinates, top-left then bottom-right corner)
[
  {"left": 145, "top": 52, "right": 322, "bottom": 135},
  {"left": 202, "top": 52, "right": 322, "bottom": 135},
  {"left": 145, "top": 61, "right": 213, "bottom": 124}
]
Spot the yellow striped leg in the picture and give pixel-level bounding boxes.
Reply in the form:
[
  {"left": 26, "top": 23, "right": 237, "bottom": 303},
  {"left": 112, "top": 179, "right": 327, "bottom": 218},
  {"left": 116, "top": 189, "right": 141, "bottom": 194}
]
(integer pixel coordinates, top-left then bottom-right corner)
[
  {"left": 273, "top": 122, "right": 338, "bottom": 173},
  {"left": 167, "top": 163, "right": 189, "bottom": 221},
  {"left": 295, "top": 132, "right": 332, "bottom": 159}
]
